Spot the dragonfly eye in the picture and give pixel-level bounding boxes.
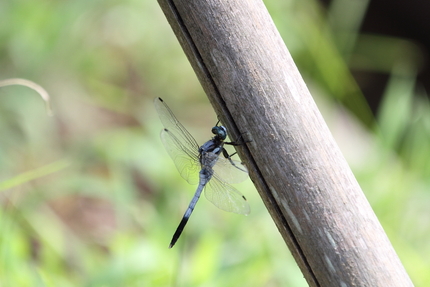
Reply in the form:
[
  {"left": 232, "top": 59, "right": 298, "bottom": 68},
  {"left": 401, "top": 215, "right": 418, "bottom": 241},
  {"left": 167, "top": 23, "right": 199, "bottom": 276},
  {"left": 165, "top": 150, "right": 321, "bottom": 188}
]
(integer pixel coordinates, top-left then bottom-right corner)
[{"left": 212, "top": 126, "right": 227, "bottom": 140}]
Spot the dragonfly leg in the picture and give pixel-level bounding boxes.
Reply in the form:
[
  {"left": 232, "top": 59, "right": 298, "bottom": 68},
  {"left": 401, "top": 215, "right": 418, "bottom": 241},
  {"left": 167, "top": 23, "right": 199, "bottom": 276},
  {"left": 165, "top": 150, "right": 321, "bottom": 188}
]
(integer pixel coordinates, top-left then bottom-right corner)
[
  {"left": 225, "top": 131, "right": 251, "bottom": 146},
  {"left": 222, "top": 147, "right": 236, "bottom": 158},
  {"left": 221, "top": 147, "right": 247, "bottom": 173},
  {"left": 223, "top": 131, "right": 251, "bottom": 160}
]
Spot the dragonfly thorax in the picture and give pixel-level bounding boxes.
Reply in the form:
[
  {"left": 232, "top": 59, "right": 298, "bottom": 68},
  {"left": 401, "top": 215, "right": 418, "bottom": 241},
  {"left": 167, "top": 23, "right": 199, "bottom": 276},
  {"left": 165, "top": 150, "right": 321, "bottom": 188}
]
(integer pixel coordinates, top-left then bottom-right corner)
[{"left": 199, "top": 138, "right": 224, "bottom": 156}]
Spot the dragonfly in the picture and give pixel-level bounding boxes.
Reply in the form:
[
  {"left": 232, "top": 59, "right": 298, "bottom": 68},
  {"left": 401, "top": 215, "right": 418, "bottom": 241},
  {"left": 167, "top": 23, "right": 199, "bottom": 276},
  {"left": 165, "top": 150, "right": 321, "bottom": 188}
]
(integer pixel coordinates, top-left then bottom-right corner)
[{"left": 154, "top": 97, "right": 250, "bottom": 248}]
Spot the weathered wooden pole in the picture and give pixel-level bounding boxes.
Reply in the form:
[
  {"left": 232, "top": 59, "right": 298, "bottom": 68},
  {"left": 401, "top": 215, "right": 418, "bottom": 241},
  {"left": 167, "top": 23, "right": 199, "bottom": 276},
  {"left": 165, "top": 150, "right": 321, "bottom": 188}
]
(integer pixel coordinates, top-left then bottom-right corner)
[{"left": 157, "top": 0, "right": 413, "bottom": 286}]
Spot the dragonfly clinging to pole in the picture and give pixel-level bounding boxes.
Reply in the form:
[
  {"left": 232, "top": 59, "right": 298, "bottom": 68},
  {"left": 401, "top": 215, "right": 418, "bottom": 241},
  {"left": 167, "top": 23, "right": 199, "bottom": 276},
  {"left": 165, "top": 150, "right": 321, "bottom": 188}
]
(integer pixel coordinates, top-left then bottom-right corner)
[{"left": 154, "top": 97, "right": 250, "bottom": 248}]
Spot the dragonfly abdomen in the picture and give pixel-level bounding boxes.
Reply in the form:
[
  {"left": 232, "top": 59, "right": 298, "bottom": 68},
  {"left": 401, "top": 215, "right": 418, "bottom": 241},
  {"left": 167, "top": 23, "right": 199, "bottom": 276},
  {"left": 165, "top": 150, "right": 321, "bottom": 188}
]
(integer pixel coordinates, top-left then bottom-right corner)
[{"left": 169, "top": 169, "right": 211, "bottom": 248}]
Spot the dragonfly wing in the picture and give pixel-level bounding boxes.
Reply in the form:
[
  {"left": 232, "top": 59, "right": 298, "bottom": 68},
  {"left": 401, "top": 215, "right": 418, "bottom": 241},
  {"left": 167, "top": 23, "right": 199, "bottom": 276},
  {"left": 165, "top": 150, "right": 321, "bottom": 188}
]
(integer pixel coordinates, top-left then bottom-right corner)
[
  {"left": 204, "top": 176, "right": 250, "bottom": 215},
  {"left": 154, "top": 97, "right": 201, "bottom": 185},
  {"left": 212, "top": 156, "right": 248, "bottom": 184},
  {"left": 160, "top": 129, "right": 200, "bottom": 185},
  {"left": 154, "top": 97, "right": 200, "bottom": 150}
]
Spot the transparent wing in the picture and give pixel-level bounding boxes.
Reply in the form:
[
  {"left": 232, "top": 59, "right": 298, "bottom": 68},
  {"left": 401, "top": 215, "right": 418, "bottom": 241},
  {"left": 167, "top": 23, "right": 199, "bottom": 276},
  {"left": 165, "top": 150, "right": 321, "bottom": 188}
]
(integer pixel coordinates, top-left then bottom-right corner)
[
  {"left": 212, "top": 157, "right": 248, "bottom": 184},
  {"left": 154, "top": 97, "right": 200, "bottom": 151},
  {"left": 154, "top": 97, "right": 201, "bottom": 185},
  {"left": 160, "top": 127, "right": 200, "bottom": 185},
  {"left": 204, "top": 175, "right": 250, "bottom": 215}
]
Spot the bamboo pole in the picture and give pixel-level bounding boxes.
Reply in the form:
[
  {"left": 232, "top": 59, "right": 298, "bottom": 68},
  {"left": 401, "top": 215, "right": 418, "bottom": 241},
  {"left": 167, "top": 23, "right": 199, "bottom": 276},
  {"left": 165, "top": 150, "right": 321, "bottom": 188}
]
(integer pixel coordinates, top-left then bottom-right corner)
[{"left": 157, "top": 0, "right": 413, "bottom": 286}]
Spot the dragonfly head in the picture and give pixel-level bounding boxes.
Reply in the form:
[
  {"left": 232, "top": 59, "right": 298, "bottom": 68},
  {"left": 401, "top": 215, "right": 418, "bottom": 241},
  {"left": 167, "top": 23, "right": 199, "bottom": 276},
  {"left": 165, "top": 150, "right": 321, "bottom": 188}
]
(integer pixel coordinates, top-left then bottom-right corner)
[{"left": 212, "top": 125, "right": 227, "bottom": 140}]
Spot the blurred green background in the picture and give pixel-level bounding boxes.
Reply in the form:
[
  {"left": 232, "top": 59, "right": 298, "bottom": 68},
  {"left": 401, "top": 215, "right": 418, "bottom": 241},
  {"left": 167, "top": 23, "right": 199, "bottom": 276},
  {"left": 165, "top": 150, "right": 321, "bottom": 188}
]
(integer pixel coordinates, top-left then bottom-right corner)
[{"left": 1, "top": 0, "right": 429, "bottom": 286}]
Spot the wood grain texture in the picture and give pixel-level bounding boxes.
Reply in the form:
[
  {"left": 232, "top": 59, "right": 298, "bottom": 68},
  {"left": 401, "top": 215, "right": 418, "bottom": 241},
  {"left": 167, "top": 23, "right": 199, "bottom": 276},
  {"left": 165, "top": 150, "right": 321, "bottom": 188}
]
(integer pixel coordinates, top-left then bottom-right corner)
[{"left": 157, "top": 0, "right": 413, "bottom": 286}]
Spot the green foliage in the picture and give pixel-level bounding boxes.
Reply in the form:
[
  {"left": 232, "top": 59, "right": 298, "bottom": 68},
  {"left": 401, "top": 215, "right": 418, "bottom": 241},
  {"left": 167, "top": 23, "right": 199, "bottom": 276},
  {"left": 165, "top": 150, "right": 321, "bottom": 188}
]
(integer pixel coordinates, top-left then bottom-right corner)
[{"left": 0, "top": 0, "right": 429, "bottom": 286}]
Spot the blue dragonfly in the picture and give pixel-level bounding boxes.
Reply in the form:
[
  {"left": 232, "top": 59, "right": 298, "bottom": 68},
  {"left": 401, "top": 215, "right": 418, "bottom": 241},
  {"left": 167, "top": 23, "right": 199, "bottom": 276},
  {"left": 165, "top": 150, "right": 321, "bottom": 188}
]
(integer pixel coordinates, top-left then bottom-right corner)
[{"left": 154, "top": 97, "right": 250, "bottom": 248}]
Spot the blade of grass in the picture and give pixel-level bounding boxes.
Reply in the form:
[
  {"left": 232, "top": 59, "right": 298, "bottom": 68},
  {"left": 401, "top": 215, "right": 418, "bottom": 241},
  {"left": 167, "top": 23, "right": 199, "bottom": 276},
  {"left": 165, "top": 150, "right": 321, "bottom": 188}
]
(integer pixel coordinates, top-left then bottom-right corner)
[{"left": 0, "top": 159, "right": 71, "bottom": 192}]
